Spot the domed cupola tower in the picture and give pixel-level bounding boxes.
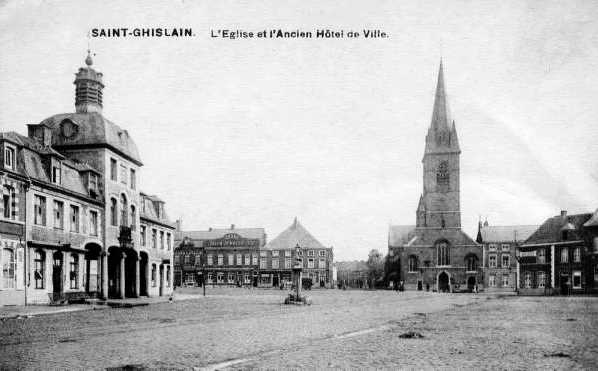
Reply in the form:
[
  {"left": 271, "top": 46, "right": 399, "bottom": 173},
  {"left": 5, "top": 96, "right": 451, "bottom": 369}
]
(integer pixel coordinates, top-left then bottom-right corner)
[{"left": 74, "top": 50, "right": 104, "bottom": 114}]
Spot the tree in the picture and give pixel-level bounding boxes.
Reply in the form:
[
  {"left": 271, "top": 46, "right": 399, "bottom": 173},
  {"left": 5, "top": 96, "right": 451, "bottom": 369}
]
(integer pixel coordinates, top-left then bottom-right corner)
[{"left": 366, "top": 249, "right": 384, "bottom": 289}]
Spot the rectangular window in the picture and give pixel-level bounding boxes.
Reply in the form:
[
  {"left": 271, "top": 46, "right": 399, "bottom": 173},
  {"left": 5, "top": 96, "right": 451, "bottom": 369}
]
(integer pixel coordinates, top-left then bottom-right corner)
[
  {"left": 319, "top": 250, "right": 326, "bottom": 257},
  {"left": 207, "top": 255, "right": 213, "bottom": 265},
  {"left": 4, "top": 147, "right": 15, "bottom": 169},
  {"left": 260, "top": 251, "right": 267, "bottom": 257},
  {"left": 189, "top": 255, "right": 195, "bottom": 265},
  {"left": 308, "top": 258, "right": 314, "bottom": 268},
  {"left": 130, "top": 169, "right": 136, "bottom": 190},
  {"left": 236, "top": 253, "right": 242, "bottom": 265},
  {"left": 537, "top": 248, "right": 546, "bottom": 264},
  {"left": 244, "top": 273, "right": 250, "bottom": 284},
  {"left": 140, "top": 225, "right": 146, "bottom": 246},
  {"left": 573, "top": 248, "right": 581, "bottom": 263},
  {"left": 110, "top": 158, "right": 117, "bottom": 181},
  {"left": 52, "top": 165, "right": 61, "bottom": 184},
  {"left": 174, "top": 255, "right": 180, "bottom": 264},
  {"left": 489, "top": 274, "right": 496, "bottom": 287},
  {"left": 272, "top": 250, "right": 279, "bottom": 257},
  {"left": 573, "top": 271, "right": 582, "bottom": 289},
  {"left": 537, "top": 271, "right": 546, "bottom": 288},
  {"left": 217, "top": 254, "right": 223, "bottom": 266},
  {"left": 89, "top": 173, "right": 98, "bottom": 193},
  {"left": 184, "top": 255, "right": 190, "bottom": 264},
  {"left": 489, "top": 244, "right": 497, "bottom": 251},
  {"left": 167, "top": 233, "right": 171, "bottom": 250},
  {"left": 217, "top": 272, "right": 224, "bottom": 283},
  {"left": 207, "top": 272, "right": 213, "bottom": 283},
  {"left": 244, "top": 254, "right": 250, "bottom": 266},
  {"left": 89, "top": 210, "right": 98, "bottom": 236},
  {"left": 285, "top": 258, "right": 291, "bottom": 269},
  {"left": 561, "top": 248, "right": 568, "bottom": 263},
  {"left": 34, "top": 195, "right": 46, "bottom": 226},
  {"left": 501, "top": 244, "right": 510, "bottom": 252},
  {"left": 70, "top": 205, "right": 79, "bottom": 233},
  {"left": 3, "top": 189, "right": 11, "bottom": 219},
  {"left": 166, "top": 266, "right": 171, "bottom": 287},
  {"left": 272, "top": 258, "right": 279, "bottom": 269},
  {"left": 120, "top": 164, "right": 127, "bottom": 184},
  {"left": 524, "top": 272, "right": 532, "bottom": 288},
  {"left": 160, "top": 231, "right": 165, "bottom": 249},
  {"left": 308, "top": 250, "right": 315, "bottom": 257},
  {"left": 227, "top": 273, "right": 235, "bottom": 284},
  {"left": 501, "top": 255, "right": 510, "bottom": 268},
  {"left": 228, "top": 254, "right": 234, "bottom": 266},
  {"left": 284, "top": 250, "right": 291, "bottom": 257},
  {"left": 2, "top": 247, "right": 15, "bottom": 289},
  {"left": 489, "top": 254, "right": 497, "bottom": 268},
  {"left": 152, "top": 229, "right": 157, "bottom": 248},
  {"left": 502, "top": 274, "right": 509, "bottom": 287},
  {"left": 53, "top": 200, "right": 64, "bottom": 229},
  {"left": 260, "top": 259, "right": 267, "bottom": 269},
  {"left": 319, "top": 259, "right": 326, "bottom": 269},
  {"left": 252, "top": 254, "right": 258, "bottom": 265}
]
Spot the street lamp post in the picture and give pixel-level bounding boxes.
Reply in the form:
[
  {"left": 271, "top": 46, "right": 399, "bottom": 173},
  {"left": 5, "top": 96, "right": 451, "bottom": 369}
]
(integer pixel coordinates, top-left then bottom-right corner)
[{"left": 202, "top": 247, "right": 206, "bottom": 297}]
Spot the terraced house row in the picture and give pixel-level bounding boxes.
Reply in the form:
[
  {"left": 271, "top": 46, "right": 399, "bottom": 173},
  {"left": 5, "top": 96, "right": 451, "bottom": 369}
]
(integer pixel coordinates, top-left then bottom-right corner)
[
  {"left": 174, "top": 218, "right": 335, "bottom": 288},
  {"left": 0, "top": 53, "right": 175, "bottom": 305}
]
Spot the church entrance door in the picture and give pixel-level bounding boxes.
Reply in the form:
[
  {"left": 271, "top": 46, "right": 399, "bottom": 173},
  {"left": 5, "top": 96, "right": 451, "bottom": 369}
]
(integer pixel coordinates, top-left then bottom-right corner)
[{"left": 438, "top": 272, "right": 449, "bottom": 292}]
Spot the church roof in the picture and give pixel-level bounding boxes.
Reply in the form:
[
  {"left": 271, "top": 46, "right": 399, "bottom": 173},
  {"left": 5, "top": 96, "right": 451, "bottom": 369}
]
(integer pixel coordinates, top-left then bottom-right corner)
[
  {"left": 523, "top": 213, "right": 592, "bottom": 245},
  {"left": 39, "top": 112, "right": 142, "bottom": 166},
  {"left": 389, "top": 225, "right": 478, "bottom": 247},
  {"left": 479, "top": 225, "right": 539, "bottom": 243},
  {"left": 264, "top": 218, "right": 328, "bottom": 251}
]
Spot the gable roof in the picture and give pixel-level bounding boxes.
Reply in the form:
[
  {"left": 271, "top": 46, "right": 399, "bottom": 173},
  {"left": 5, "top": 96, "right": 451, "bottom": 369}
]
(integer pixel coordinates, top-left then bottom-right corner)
[
  {"left": 176, "top": 227, "right": 266, "bottom": 245},
  {"left": 264, "top": 218, "right": 327, "bottom": 250},
  {"left": 523, "top": 213, "right": 592, "bottom": 245},
  {"left": 583, "top": 209, "right": 598, "bottom": 227},
  {"left": 388, "top": 225, "right": 478, "bottom": 247},
  {"left": 480, "top": 225, "right": 539, "bottom": 243}
]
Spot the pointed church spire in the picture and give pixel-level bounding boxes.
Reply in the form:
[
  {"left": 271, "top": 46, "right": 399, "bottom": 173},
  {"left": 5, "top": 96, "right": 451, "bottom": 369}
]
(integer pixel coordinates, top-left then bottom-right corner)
[{"left": 431, "top": 60, "right": 450, "bottom": 131}]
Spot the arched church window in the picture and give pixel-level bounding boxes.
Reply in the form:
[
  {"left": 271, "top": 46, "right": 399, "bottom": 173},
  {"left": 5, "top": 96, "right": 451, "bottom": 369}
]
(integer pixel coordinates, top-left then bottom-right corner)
[
  {"left": 437, "top": 161, "right": 449, "bottom": 186},
  {"left": 436, "top": 241, "right": 450, "bottom": 266}
]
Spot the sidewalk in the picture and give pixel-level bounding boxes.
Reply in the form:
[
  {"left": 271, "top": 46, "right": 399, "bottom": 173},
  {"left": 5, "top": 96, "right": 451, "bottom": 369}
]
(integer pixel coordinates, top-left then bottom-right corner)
[{"left": 0, "top": 292, "right": 204, "bottom": 320}]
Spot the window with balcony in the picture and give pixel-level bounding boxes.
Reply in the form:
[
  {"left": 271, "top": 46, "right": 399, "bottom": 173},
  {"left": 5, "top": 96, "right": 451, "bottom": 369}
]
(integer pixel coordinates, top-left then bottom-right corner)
[
  {"left": 70, "top": 205, "right": 79, "bottom": 233},
  {"left": 53, "top": 200, "right": 64, "bottom": 229},
  {"left": 89, "top": 210, "right": 98, "bottom": 236},
  {"left": 34, "top": 195, "right": 46, "bottom": 226}
]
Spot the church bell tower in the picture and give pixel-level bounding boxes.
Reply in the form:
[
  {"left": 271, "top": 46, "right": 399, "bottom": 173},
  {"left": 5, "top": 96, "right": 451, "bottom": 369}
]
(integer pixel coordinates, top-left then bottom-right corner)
[
  {"left": 416, "top": 61, "right": 461, "bottom": 229},
  {"left": 74, "top": 50, "right": 104, "bottom": 114}
]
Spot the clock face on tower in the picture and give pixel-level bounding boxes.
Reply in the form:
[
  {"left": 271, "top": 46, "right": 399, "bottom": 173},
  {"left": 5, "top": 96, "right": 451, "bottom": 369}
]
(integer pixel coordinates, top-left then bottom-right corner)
[{"left": 60, "top": 119, "right": 78, "bottom": 139}]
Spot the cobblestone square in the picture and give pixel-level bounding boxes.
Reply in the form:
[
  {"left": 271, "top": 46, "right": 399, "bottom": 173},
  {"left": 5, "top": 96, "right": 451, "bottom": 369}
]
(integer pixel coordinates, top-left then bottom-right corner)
[{"left": 0, "top": 289, "right": 596, "bottom": 370}]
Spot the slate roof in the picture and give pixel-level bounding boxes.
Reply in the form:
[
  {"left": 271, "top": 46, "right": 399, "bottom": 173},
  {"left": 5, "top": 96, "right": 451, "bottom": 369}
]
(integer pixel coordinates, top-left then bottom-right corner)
[
  {"left": 388, "top": 225, "right": 478, "bottom": 247},
  {"left": 583, "top": 209, "right": 598, "bottom": 227},
  {"left": 479, "top": 225, "right": 539, "bottom": 243},
  {"left": 140, "top": 192, "right": 175, "bottom": 228},
  {"left": 0, "top": 131, "right": 94, "bottom": 199},
  {"left": 176, "top": 227, "right": 266, "bottom": 245},
  {"left": 39, "top": 112, "right": 142, "bottom": 165},
  {"left": 523, "top": 213, "right": 593, "bottom": 245},
  {"left": 263, "top": 218, "right": 328, "bottom": 251}
]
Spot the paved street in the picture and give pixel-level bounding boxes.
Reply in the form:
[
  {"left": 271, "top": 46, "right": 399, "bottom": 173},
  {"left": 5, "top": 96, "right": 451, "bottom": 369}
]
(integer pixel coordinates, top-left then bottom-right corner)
[{"left": 0, "top": 288, "right": 596, "bottom": 370}]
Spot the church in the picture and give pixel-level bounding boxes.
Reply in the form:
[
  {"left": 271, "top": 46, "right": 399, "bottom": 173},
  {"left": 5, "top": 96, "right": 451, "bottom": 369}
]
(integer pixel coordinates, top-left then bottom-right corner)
[{"left": 388, "top": 62, "right": 481, "bottom": 292}]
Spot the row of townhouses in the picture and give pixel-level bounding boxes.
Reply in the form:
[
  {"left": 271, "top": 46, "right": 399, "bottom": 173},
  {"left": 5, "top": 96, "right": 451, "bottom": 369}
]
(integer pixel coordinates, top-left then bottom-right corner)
[
  {"left": 174, "top": 218, "right": 335, "bottom": 288},
  {"left": 0, "top": 53, "right": 175, "bottom": 306},
  {"left": 386, "top": 62, "right": 598, "bottom": 295}
]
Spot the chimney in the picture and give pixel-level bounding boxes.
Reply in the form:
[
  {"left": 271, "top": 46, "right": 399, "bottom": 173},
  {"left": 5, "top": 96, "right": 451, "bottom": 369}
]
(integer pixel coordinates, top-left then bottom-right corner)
[
  {"left": 175, "top": 219, "right": 182, "bottom": 231},
  {"left": 208, "top": 227, "right": 212, "bottom": 231},
  {"left": 230, "top": 224, "right": 235, "bottom": 230},
  {"left": 27, "top": 124, "right": 52, "bottom": 147},
  {"left": 560, "top": 210, "right": 567, "bottom": 218}
]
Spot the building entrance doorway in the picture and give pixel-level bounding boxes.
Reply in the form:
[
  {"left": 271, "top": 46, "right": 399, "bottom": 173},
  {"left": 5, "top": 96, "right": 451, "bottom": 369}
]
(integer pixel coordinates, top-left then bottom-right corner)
[
  {"left": 52, "top": 251, "right": 63, "bottom": 297},
  {"left": 272, "top": 275, "right": 279, "bottom": 287},
  {"left": 467, "top": 276, "right": 476, "bottom": 292},
  {"left": 438, "top": 272, "right": 449, "bottom": 292},
  {"left": 139, "top": 252, "right": 148, "bottom": 296},
  {"left": 417, "top": 280, "right": 423, "bottom": 291},
  {"left": 560, "top": 274, "right": 569, "bottom": 295},
  {"left": 159, "top": 265, "right": 164, "bottom": 296}
]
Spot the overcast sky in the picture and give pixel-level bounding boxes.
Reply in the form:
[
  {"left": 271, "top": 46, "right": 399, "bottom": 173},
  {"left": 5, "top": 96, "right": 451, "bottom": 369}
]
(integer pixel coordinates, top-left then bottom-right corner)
[{"left": 1, "top": 0, "right": 597, "bottom": 260}]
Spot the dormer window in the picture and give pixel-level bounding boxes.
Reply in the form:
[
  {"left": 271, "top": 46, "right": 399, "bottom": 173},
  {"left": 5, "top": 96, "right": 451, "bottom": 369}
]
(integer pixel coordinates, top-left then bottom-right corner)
[
  {"left": 88, "top": 173, "right": 98, "bottom": 197},
  {"left": 52, "top": 164, "right": 61, "bottom": 185},
  {"left": 4, "top": 146, "right": 15, "bottom": 170}
]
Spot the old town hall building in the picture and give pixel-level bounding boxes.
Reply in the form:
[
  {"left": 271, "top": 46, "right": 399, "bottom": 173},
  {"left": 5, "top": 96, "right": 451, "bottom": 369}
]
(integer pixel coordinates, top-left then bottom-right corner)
[{"left": 388, "top": 62, "right": 481, "bottom": 292}]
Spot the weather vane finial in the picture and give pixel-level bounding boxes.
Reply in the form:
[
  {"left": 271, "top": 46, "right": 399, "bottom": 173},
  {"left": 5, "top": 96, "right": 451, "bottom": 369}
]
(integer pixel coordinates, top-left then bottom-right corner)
[{"left": 85, "top": 31, "right": 94, "bottom": 67}]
